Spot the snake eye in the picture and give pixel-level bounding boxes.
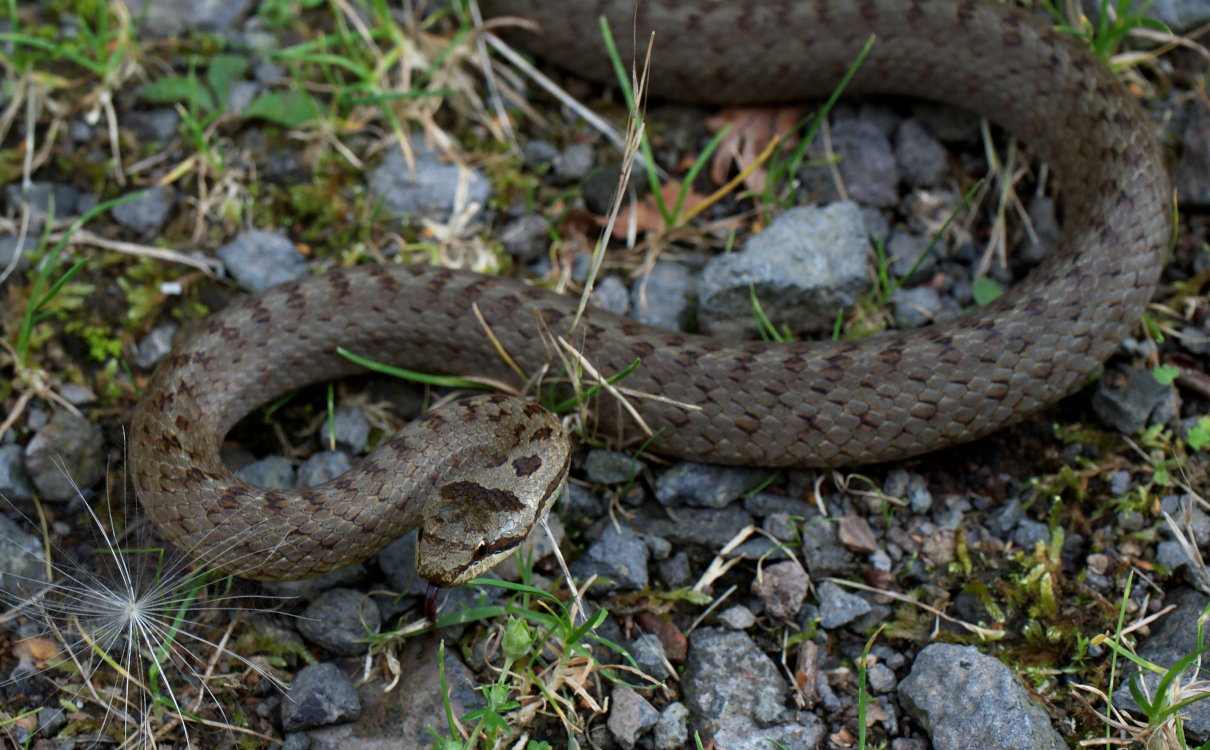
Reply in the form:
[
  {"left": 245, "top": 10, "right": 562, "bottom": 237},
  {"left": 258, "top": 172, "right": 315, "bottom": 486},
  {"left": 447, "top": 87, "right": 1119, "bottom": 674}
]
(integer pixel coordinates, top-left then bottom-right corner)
[{"left": 472, "top": 536, "right": 522, "bottom": 562}]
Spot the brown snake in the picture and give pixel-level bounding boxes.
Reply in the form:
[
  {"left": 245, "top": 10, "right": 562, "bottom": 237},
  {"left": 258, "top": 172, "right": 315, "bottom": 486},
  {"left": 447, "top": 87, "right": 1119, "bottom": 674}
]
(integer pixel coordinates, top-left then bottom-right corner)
[{"left": 131, "top": 0, "right": 1171, "bottom": 585}]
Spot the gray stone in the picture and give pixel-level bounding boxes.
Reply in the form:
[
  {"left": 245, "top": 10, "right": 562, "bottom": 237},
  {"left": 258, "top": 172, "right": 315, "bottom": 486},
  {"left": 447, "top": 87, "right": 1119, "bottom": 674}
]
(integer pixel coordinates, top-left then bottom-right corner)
[
  {"left": 1108, "top": 470, "right": 1133, "bottom": 497},
  {"left": 899, "top": 643, "right": 1067, "bottom": 750},
  {"left": 226, "top": 80, "right": 260, "bottom": 115},
  {"left": 0, "top": 445, "right": 35, "bottom": 500},
  {"left": 500, "top": 214, "right": 550, "bottom": 261},
  {"left": 751, "top": 560, "right": 809, "bottom": 621},
  {"left": 521, "top": 140, "right": 559, "bottom": 170},
  {"left": 656, "top": 462, "right": 764, "bottom": 509},
  {"left": 23, "top": 410, "right": 105, "bottom": 501},
  {"left": 829, "top": 119, "right": 900, "bottom": 207},
  {"left": 744, "top": 491, "right": 813, "bottom": 518},
  {"left": 713, "top": 719, "right": 826, "bottom": 750},
  {"left": 762, "top": 512, "right": 798, "bottom": 542},
  {"left": 627, "top": 632, "right": 672, "bottom": 681},
  {"left": 235, "top": 455, "right": 295, "bottom": 489},
  {"left": 657, "top": 551, "right": 693, "bottom": 588},
  {"left": 887, "top": 230, "right": 935, "bottom": 281},
  {"left": 368, "top": 141, "right": 491, "bottom": 223},
  {"left": 561, "top": 483, "right": 604, "bottom": 518},
  {"left": 717, "top": 604, "right": 756, "bottom": 630},
  {"left": 298, "top": 451, "right": 353, "bottom": 488},
  {"left": 59, "top": 384, "right": 97, "bottom": 406},
  {"left": 134, "top": 322, "right": 178, "bottom": 369},
  {"left": 683, "top": 628, "right": 790, "bottom": 736},
  {"left": 801, "top": 516, "right": 856, "bottom": 577},
  {"left": 217, "top": 230, "right": 307, "bottom": 292},
  {"left": 584, "top": 449, "right": 643, "bottom": 484},
  {"left": 555, "top": 143, "right": 595, "bottom": 183},
  {"left": 987, "top": 498, "right": 1024, "bottom": 538},
  {"left": 571, "top": 523, "right": 649, "bottom": 591},
  {"left": 653, "top": 701, "right": 689, "bottom": 750},
  {"left": 896, "top": 119, "right": 948, "bottom": 188},
  {"left": 590, "top": 274, "right": 630, "bottom": 316},
  {"left": 1012, "top": 518, "right": 1050, "bottom": 549},
  {"left": 1092, "top": 366, "right": 1178, "bottom": 434},
  {"left": 607, "top": 685, "right": 659, "bottom": 749},
  {"left": 1141, "top": 0, "right": 1210, "bottom": 32},
  {"left": 297, "top": 588, "right": 381, "bottom": 656},
  {"left": 111, "top": 186, "right": 175, "bottom": 236},
  {"left": 1021, "top": 194, "right": 1061, "bottom": 263},
  {"left": 1162, "top": 494, "right": 1210, "bottom": 546},
  {"left": 378, "top": 530, "right": 429, "bottom": 597},
  {"left": 327, "top": 406, "right": 370, "bottom": 453},
  {"left": 121, "top": 0, "right": 253, "bottom": 35},
  {"left": 816, "top": 580, "right": 872, "bottom": 629},
  {"left": 630, "top": 262, "right": 695, "bottom": 331},
  {"left": 281, "top": 662, "right": 361, "bottom": 732},
  {"left": 0, "top": 236, "right": 34, "bottom": 274},
  {"left": 892, "top": 286, "right": 943, "bottom": 328},
  {"left": 633, "top": 506, "right": 753, "bottom": 549},
  {"left": 305, "top": 634, "right": 483, "bottom": 748},
  {"left": 0, "top": 514, "right": 46, "bottom": 597},
  {"left": 127, "top": 109, "right": 180, "bottom": 142},
  {"left": 1157, "top": 539, "right": 1193, "bottom": 571},
  {"left": 699, "top": 202, "right": 869, "bottom": 336},
  {"left": 4, "top": 182, "right": 89, "bottom": 221},
  {"left": 868, "top": 662, "right": 897, "bottom": 693}
]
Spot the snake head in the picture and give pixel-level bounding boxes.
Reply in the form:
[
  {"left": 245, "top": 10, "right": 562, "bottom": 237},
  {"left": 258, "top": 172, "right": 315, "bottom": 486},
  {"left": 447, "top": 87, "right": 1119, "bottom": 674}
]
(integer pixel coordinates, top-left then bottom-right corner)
[{"left": 415, "top": 398, "right": 570, "bottom": 587}]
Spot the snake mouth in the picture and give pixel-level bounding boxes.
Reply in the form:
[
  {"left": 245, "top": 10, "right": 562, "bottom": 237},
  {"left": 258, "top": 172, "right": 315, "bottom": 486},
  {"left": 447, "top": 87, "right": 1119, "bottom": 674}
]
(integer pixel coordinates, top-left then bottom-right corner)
[{"left": 473, "top": 534, "right": 524, "bottom": 562}]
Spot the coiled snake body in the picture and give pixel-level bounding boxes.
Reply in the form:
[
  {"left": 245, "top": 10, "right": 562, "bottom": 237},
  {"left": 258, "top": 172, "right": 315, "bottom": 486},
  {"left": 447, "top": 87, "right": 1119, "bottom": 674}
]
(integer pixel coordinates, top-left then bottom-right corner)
[{"left": 131, "top": 0, "right": 1171, "bottom": 584}]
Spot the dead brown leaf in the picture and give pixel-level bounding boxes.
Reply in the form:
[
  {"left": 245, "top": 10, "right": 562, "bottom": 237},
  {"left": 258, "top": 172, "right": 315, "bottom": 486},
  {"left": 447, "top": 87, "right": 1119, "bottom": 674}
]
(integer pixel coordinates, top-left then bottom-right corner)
[{"left": 706, "top": 106, "right": 805, "bottom": 193}]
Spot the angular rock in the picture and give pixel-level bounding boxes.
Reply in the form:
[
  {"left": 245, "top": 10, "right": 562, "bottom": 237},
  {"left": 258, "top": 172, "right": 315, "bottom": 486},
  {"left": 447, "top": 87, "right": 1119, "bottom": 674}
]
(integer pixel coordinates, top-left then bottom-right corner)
[
  {"left": 297, "top": 451, "right": 353, "bottom": 488},
  {"left": 655, "top": 462, "right": 764, "bottom": 508},
  {"left": 816, "top": 580, "right": 872, "bottom": 629},
  {"left": 683, "top": 628, "right": 789, "bottom": 736},
  {"left": 699, "top": 202, "right": 869, "bottom": 336},
  {"left": 306, "top": 635, "right": 483, "bottom": 748},
  {"left": 584, "top": 449, "right": 644, "bottom": 485},
  {"left": 111, "top": 186, "right": 175, "bottom": 236},
  {"left": 1092, "top": 366, "right": 1177, "bottom": 434},
  {"left": 281, "top": 662, "right": 361, "bottom": 731},
  {"left": 133, "top": 322, "right": 178, "bottom": 370},
  {"left": 121, "top": 0, "right": 254, "bottom": 36},
  {"left": 608, "top": 685, "right": 659, "bottom": 749},
  {"left": 297, "top": 588, "right": 381, "bottom": 656},
  {"left": 368, "top": 141, "right": 491, "bottom": 223},
  {"left": 235, "top": 455, "right": 296, "bottom": 490},
  {"left": 751, "top": 560, "right": 809, "bottom": 621},
  {"left": 217, "top": 230, "right": 307, "bottom": 292},
  {"left": 630, "top": 262, "right": 695, "bottom": 331},
  {"left": 898, "top": 643, "right": 1067, "bottom": 750},
  {"left": 0, "top": 445, "right": 35, "bottom": 501},
  {"left": 896, "top": 119, "right": 948, "bottom": 188},
  {"left": 0, "top": 514, "right": 46, "bottom": 597},
  {"left": 24, "top": 410, "right": 105, "bottom": 501},
  {"left": 653, "top": 701, "right": 689, "bottom": 750},
  {"left": 571, "top": 523, "right": 649, "bottom": 592}
]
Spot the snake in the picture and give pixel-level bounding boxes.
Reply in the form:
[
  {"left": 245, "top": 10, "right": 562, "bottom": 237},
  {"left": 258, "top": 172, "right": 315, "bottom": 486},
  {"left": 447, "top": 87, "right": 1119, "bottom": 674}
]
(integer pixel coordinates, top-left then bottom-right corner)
[{"left": 130, "top": 0, "right": 1171, "bottom": 586}]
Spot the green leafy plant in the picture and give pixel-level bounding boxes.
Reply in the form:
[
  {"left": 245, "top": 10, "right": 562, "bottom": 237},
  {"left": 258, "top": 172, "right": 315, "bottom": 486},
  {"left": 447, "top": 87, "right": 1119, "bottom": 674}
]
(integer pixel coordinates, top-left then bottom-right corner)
[{"left": 1045, "top": 0, "right": 1168, "bottom": 63}]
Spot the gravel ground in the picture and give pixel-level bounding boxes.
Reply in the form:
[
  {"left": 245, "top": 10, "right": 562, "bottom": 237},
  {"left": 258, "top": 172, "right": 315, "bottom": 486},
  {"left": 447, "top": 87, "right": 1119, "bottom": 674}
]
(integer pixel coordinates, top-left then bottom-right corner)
[{"left": 1, "top": 2, "right": 1209, "bottom": 749}]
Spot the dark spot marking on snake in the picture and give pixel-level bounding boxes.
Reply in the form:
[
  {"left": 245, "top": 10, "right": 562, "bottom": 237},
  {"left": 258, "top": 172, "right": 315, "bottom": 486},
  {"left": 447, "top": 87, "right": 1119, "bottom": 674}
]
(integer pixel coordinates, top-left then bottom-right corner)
[
  {"left": 440, "top": 481, "right": 526, "bottom": 512},
  {"left": 531, "top": 426, "right": 554, "bottom": 443},
  {"left": 513, "top": 454, "right": 542, "bottom": 477},
  {"left": 734, "top": 416, "right": 760, "bottom": 435}
]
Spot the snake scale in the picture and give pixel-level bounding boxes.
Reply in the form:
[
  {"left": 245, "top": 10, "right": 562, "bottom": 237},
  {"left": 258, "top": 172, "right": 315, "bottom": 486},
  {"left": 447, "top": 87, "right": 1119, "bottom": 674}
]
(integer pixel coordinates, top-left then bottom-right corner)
[{"left": 131, "top": 0, "right": 1171, "bottom": 585}]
